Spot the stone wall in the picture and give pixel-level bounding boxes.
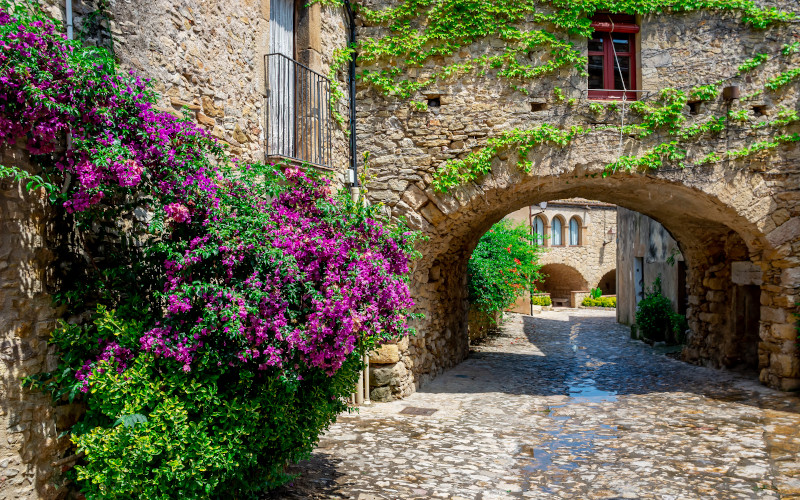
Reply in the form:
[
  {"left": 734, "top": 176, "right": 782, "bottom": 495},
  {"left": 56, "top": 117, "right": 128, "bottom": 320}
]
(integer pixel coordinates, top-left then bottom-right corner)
[
  {"left": 616, "top": 207, "right": 686, "bottom": 326},
  {"left": 355, "top": 1, "right": 800, "bottom": 398},
  {"left": 35, "top": 0, "right": 351, "bottom": 172},
  {"left": 0, "top": 147, "right": 71, "bottom": 500}
]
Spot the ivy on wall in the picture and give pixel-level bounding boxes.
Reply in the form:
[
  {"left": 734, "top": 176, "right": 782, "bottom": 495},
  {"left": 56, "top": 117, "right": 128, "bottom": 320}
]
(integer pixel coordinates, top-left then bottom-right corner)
[{"left": 319, "top": 0, "right": 799, "bottom": 192}]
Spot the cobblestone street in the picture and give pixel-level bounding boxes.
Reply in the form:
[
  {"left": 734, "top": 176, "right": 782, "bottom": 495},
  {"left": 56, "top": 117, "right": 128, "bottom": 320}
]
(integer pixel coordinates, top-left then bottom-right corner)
[{"left": 270, "top": 310, "right": 800, "bottom": 499}]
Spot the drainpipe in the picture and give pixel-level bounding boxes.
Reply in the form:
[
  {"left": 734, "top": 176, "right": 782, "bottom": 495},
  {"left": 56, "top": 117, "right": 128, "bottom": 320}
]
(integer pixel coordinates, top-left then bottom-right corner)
[
  {"left": 343, "top": 0, "right": 370, "bottom": 406},
  {"left": 65, "top": 0, "right": 74, "bottom": 153},
  {"left": 66, "top": 0, "right": 74, "bottom": 40},
  {"left": 343, "top": 0, "right": 357, "bottom": 188}
]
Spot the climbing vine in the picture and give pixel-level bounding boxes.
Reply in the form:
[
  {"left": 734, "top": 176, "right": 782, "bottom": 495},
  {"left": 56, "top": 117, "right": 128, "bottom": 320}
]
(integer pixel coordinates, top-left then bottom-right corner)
[{"left": 319, "top": 0, "right": 799, "bottom": 191}]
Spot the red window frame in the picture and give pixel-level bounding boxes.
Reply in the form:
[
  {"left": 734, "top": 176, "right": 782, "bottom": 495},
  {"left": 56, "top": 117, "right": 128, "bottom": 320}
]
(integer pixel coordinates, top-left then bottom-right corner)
[{"left": 588, "top": 15, "right": 639, "bottom": 101}]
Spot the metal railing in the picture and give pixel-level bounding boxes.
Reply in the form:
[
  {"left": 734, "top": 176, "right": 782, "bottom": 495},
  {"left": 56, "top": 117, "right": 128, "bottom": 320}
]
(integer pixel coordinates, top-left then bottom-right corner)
[{"left": 265, "top": 53, "right": 336, "bottom": 169}]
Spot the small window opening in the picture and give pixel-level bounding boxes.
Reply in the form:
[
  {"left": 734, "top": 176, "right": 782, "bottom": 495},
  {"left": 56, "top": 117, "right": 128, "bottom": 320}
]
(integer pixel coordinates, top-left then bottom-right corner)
[
  {"left": 688, "top": 101, "right": 701, "bottom": 115},
  {"left": 752, "top": 105, "right": 767, "bottom": 116},
  {"left": 531, "top": 102, "right": 547, "bottom": 112},
  {"left": 427, "top": 97, "right": 441, "bottom": 108}
]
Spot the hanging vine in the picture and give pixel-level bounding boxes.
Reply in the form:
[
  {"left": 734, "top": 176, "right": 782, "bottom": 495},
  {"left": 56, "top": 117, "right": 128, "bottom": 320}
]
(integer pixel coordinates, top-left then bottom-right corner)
[{"left": 318, "top": 0, "right": 799, "bottom": 192}]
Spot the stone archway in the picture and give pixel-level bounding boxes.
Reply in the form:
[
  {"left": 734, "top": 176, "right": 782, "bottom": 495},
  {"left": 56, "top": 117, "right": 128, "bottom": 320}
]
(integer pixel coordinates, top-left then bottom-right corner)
[
  {"left": 598, "top": 269, "right": 617, "bottom": 296},
  {"left": 369, "top": 141, "right": 799, "bottom": 398},
  {"left": 535, "top": 264, "right": 589, "bottom": 307}
]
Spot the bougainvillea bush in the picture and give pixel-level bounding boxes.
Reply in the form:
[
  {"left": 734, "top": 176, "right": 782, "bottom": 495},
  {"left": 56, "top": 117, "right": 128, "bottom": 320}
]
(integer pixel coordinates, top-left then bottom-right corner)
[
  {"left": 1, "top": 2, "right": 418, "bottom": 497},
  {"left": 468, "top": 220, "right": 543, "bottom": 318}
]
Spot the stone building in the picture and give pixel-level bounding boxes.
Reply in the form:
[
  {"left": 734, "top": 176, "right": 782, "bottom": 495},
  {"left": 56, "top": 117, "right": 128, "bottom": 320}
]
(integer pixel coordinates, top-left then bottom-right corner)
[
  {"left": 355, "top": 0, "right": 800, "bottom": 401},
  {"left": 616, "top": 207, "right": 687, "bottom": 325},
  {"left": 1, "top": 0, "right": 800, "bottom": 496},
  {"left": 505, "top": 199, "right": 617, "bottom": 310},
  {"left": 1, "top": 0, "right": 354, "bottom": 497}
]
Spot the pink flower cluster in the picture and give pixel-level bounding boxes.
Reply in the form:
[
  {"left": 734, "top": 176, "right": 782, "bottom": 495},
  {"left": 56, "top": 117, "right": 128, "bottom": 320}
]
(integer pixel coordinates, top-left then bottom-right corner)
[
  {"left": 140, "top": 168, "right": 415, "bottom": 375},
  {"left": 75, "top": 341, "right": 134, "bottom": 392},
  {"left": 0, "top": 10, "right": 223, "bottom": 215},
  {"left": 0, "top": 7, "right": 416, "bottom": 389}
]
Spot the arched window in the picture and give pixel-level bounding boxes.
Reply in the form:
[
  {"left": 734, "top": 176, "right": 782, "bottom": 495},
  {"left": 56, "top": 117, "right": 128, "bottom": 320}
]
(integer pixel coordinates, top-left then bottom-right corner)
[
  {"left": 569, "top": 217, "right": 581, "bottom": 246},
  {"left": 533, "top": 216, "right": 545, "bottom": 246},
  {"left": 551, "top": 217, "right": 563, "bottom": 246}
]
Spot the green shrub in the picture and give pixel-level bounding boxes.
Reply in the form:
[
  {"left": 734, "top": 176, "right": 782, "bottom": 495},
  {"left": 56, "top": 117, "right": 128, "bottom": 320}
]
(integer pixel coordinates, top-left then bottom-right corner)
[
  {"left": 590, "top": 287, "right": 602, "bottom": 299},
  {"left": 670, "top": 311, "right": 689, "bottom": 344},
  {"left": 63, "top": 309, "right": 365, "bottom": 497},
  {"left": 468, "top": 220, "right": 544, "bottom": 316},
  {"left": 531, "top": 294, "right": 552, "bottom": 306},
  {"left": 581, "top": 296, "right": 616, "bottom": 308},
  {"left": 635, "top": 276, "right": 674, "bottom": 342}
]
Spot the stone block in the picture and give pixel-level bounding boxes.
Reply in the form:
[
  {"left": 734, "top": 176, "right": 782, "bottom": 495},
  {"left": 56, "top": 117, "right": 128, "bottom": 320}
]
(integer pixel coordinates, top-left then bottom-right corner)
[
  {"left": 402, "top": 184, "right": 428, "bottom": 210},
  {"left": 706, "top": 290, "right": 726, "bottom": 302},
  {"left": 370, "top": 344, "right": 400, "bottom": 364},
  {"left": 702, "top": 277, "right": 727, "bottom": 290},
  {"left": 780, "top": 377, "right": 800, "bottom": 392},
  {"left": 369, "top": 386, "right": 392, "bottom": 401},
  {"left": 369, "top": 361, "right": 407, "bottom": 388},
  {"left": 767, "top": 217, "right": 800, "bottom": 247},
  {"left": 397, "top": 336, "right": 409, "bottom": 352},
  {"left": 761, "top": 307, "right": 787, "bottom": 324},
  {"left": 781, "top": 267, "right": 800, "bottom": 288},
  {"left": 731, "top": 261, "right": 763, "bottom": 285},
  {"left": 770, "top": 353, "right": 800, "bottom": 378},
  {"left": 195, "top": 112, "right": 216, "bottom": 127},
  {"left": 698, "top": 312, "right": 721, "bottom": 324},
  {"left": 772, "top": 324, "right": 799, "bottom": 341}
]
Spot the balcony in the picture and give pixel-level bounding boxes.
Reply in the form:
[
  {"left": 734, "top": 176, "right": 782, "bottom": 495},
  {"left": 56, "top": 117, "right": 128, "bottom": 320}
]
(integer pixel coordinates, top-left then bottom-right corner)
[{"left": 265, "top": 53, "right": 339, "bottom": 170}]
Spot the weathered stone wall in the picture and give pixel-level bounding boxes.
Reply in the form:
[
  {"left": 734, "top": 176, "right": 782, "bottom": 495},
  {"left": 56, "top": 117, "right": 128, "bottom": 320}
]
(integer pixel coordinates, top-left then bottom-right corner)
[
  {"left": 355, "top": 1, "right": 800, "bottom": 398},
  {"left": 616, "top": 206, "right": 686, "bottom": 325},
  {"left": 35, "top": 0, "right": 351, "bottom": 172},
  {"left": 0, "top": 147, "right": 71, "bottom": 500}
]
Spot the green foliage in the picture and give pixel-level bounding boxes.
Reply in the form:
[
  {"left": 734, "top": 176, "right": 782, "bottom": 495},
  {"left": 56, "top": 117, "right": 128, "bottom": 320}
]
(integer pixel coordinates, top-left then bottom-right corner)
[
  {"left": 411, "top": 100, "right": 429, "bottom": 111},
  {"left": 634, "top": 275, "right": 686, "bottom": 344},
  {"left": 783, "top": 41, "right": 800, "bottom": 56},
  {"left": 530, "top": 294, "right": 552, "bottom": 306},
  {"left": 588, "top": 102, "right": 605, "bottom": 114},
  {"left": 328, "top": 45, "right": 355, "bottom": 130},
  {"left": 765, "top": 66, "right": 800, "bottom": 91},
  {"left": 432, "top": 124, "right": 586, "bottom": 190},
  {"left": 670, "top": 311, "right": 689, "bottom": 344},
  {"left": 582, "top": 296, "right": 616, "bottom": 308},
  {"left": 590, "top": 287, "right": 602, "bottom": 299},
  {"left": 738, "top": 53, "right": 769, "bottom": 73},
  {"left": 468, "top": 220, "right": 544, "bottom": 316},
  {"left": 55, "top": 308, "right": 364, "bottom": 498}
]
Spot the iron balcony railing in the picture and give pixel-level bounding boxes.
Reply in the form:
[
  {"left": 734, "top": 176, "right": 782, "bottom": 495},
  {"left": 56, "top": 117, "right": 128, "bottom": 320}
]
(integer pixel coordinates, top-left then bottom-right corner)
[{"left": 265, "top": 53, "right": 338, "bottom": 169}]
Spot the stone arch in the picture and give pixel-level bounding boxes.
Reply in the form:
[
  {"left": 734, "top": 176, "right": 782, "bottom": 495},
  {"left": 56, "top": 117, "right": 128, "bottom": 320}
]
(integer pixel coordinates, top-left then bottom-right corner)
[
  {"left": 382, "top": 149, "right": 799, "bottom": 395},
  {"left": 597, "top": 268, "right": 617, "bottom": 295},
  {"left": 535, "top": 263, "right": 589, "bottom": 307}
]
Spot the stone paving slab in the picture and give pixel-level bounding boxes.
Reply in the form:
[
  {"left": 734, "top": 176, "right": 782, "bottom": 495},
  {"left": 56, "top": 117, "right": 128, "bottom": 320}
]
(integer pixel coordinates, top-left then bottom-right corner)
[{"left": 267, "top": 310, "right": 800, "bottom": 499}]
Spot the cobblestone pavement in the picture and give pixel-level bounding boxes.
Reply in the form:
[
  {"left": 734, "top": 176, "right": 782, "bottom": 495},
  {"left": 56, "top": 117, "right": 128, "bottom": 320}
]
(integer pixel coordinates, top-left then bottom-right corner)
[{"left": 269, "top": 310, "right": 800, "bottom": 499}]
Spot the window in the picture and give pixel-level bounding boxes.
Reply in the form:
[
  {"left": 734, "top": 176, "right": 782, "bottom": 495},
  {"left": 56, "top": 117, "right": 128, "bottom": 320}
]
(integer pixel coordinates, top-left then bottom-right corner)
[
  {"left": 551, "top": 217, "right": 563, "bottom": 246},
  {"left": 266, "top": 0, "right": 336, "bottom": 168},
  {"left": 569, "top": 217, "right": 581, "bottom": 246},
  {"left": 533, "top": 216, "right": 545, "bottom": 246},
  {"left": 588, "top": 14, "right": 639, "bottom": 101}
]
